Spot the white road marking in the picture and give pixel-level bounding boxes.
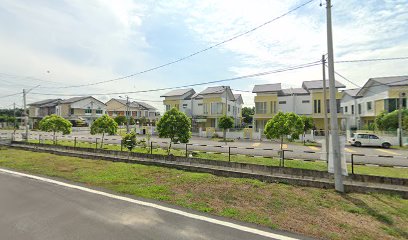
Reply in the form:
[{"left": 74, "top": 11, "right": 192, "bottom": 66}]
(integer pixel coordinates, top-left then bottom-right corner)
[
  {"left": 375, "top": 149, "right": 401, "bottom": 155},
  {"left": 0, "top": 168, "right": 298, "bottom": 240}
]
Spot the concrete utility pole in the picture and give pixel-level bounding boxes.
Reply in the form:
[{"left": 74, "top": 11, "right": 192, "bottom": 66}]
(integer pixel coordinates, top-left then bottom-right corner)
[
  {"left": 398, "top": 92, "right": 405, "bottom": 147},
  {"left": 90, "top": 101, "right": 95, "bottom": 125},
  {"left": 322, "top": 55, "right": 329, "bottom": 163},
  {"left": 125, "top": 96, "right": 130, "bottom": 133},
  {"left": 23, "top": 89, "right": 28, "bottom": 140},
  {"left": 13, "top": 102, "right": 16, "bottom": 129},
  {"left": 326, "top": 0, "right": 344, "bottom": 192}
]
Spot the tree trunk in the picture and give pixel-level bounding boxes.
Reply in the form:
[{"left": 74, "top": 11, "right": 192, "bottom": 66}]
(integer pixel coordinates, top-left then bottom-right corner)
[
  {"left": 53, "top": 131, "right": 56, "bottom": 145},
  {"left": 280, "top": 136, "right": 284, "bottom": 166},
  {"left": 223, "top": 129, "right": 226, "bottom": 142},
  {"left": 168, "top": 141, "right": 172, "bottom": 156},
  {"left": 101, "top": 132, "right": 105, "bottom": 148}
]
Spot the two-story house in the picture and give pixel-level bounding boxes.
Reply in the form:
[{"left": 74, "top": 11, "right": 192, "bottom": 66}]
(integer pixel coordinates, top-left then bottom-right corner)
[
  {"left": 56, "top": 96, "right": 107, "bottom": 126},
  {"left": 28, "top": 98, "right": 61, "bottom": 127},
  {"left": 341, "top": 76, "right": 408, "bottom": 130},
  {"left": 105, "top": 98, "right": 159, "bottom": 122},
  {"left": 160, "top": 86, "right": 243, "bottom": 130},
  {"left": 252, "top": 80, "right": 345, "bottom": 132}
]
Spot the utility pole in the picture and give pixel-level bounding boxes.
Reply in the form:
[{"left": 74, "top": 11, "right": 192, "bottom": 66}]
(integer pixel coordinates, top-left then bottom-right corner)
[
  {"left": 398, "top": 92, "right": 405, "bottom": 147},
  {"left": 23, "top": 89, "right": 28, "bottom": 140},
  {"left": 13, "top": 102, "right": 16, "bottom": 129},
  {"left": 322, "top": 55, "right": 329, "bottom": 163},
  {"left": 90, "top": 101, "right": 95, "bottom": 125},
  {"left": 326, "top": 0, "right": 344, "bottom": 192},
  {"left": 126, "top": 96, "right": 130, "bottom": 133}
]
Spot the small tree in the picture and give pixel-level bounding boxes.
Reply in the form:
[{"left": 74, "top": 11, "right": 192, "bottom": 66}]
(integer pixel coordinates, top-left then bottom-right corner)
[
  {"left": 218, "top": 115, "right": 234, "bottom": 142},
  {"left": 114, "top": 115, "right": 127, "bottom": 126},
  {"left": 264, "top": 112, "right": 303, "bottom": 151},
  {"left": 156, "top": 108, "right": 191, "bottom": 155},
  {"left": 122, "top": 131, "right": 137, "bottom": 152},
  {"left": 242, "top": 107, "right": 255, "bottom": 125},
  {"left": 91, "top": 115, "right": 118, "bottom": 148},
  {"left": 301, "top": 116, "right": 314, "bottom": 144},
  {"left": 39, "top": 114, "right": 72, "bottom": 144}
]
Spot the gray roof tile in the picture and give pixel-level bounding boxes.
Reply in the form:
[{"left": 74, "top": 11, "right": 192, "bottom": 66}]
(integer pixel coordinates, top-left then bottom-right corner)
[
  {"left": 302, "top": 80, "right": 345, "bottom": 90},
  {"left": 252, "top": 83, "right": 281, "bottom": 93},
  {"left": 160, "top": 88, "right": 195, "bottom": 97}
]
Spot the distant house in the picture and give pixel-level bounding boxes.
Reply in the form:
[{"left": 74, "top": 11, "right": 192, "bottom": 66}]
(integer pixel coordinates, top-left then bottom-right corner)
[
  {"left": 56, "top": 96, "right": 107, "bottom": 126},
  {"left": 105, "top": 98, "right": 159, "bottom": 122},
  {"left": 28, "top": 98, "right": 61, "bottom": 126}
]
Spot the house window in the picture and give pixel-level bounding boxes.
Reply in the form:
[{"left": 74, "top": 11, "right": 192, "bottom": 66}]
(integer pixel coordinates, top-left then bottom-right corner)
[
  {"left": 165, "top": 105, "right": 171, "bottom": 111},
  {"left": 211, "top": 103, "right": 223, "bottom": 114},
  {"left": 351, "top": 105, "right": 354, "bottom": 114},
  {"left": 125, "top": 111, "right": 131, "bottom": 116},
  {"left": 203, "top": 104, "right": 209, "bottom": 114},
  {"left": 345, "top": 106, "right": 348, "bottom": 113},
  {"left": 96, "top": 108, "right": 103, "bottom": 114},
  {"left": 255, "top": 102, "right": 266, "bottom": 114},
  {"left": 367, "top": 102, "right": 372, "bottom": 111},
  {"left": 314, "top": 100, "right": 321, "bottom": 114},
  {"left": 182, "top": 104, "right": 187, "bottom": 108},
  {"left": 70, "top": 108, "right": 74, "bottom": 115},
  {"left": 302, "top": 100, "right": 310, "bottom": 103},
  {"left": 358, "top": 104, "right": 361, "bottom": 114},
  {"left": 279, "top": 101, "right": 286, "bottom": 104},
  {"left": 228, "top": 104, "right": 231, "bottom": 112},
  {"left": 85, "top": 108, "right": 92, "bottom": 114}
]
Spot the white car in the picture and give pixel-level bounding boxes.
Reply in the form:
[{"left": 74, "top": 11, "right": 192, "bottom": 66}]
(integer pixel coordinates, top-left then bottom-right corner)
[{"left": 349, "top": 133, "right": 391, "bottom": 148}]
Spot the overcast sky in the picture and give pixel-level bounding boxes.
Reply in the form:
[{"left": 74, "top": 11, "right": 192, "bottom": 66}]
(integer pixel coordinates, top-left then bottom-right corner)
[{"left": 1, "top": 0, "right": 407, "bottom": 112}]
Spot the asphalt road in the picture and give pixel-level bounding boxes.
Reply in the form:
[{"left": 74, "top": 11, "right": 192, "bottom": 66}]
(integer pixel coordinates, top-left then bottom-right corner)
[
  {"left": 2, "top": 130, "right": 408, "bottom": 167},
  {"left": 0, "top": 169, "right": 305, "bottom": 240}
]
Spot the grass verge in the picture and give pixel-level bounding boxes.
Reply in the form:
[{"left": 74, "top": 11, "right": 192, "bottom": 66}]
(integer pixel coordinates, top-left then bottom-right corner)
[
  {"left": 0, "top": 148, "right": 407, "bottom": 240},
  {"left": 27, "top": 139, "right": 408, "bottom": 179}
]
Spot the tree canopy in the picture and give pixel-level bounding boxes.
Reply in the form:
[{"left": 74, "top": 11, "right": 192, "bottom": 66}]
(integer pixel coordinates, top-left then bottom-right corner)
[
  {"left": 114, "top": 115, "right": 127, "bottom": 126},
  {"left": 375, "top": 109, "right": 408, "bottom": 131},
  {"left": 156, "top": 108, "right": 191, "bottom": 154},
  {"left": 218, "top": 115, "right": 234, "bottom": 141},
  {"left": 122, "top": 131, "right": 137, "bottom": 152},
  {"left": 264, "top": 112, "right": 303, "bottom": 143},
  {"left": 39, "top": 114, "right": 72, "bottom": 143},
  {"left": 242, "top": 107, "right": 254, "bottom": 124},
  {"left": 91, "top": 115, "right": 118, "bottom": 148}
]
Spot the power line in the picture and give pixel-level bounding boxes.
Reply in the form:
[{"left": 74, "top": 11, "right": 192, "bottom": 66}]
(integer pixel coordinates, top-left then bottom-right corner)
[
  {"left": 34, "top": 0, "right": 315, "bottom": 90},
  {"left": 30, "top": 61, "right": 321, "bottom": 97},
  {"left": 335, "top": 56, "right": 408, "bottom": 64},
  {"left": 0, "top": 92, "right": 22, "bottom": 99}
]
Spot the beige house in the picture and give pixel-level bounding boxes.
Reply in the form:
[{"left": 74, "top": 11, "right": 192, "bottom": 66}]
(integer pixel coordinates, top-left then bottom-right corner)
[
  {"left": 28, "top": 98, "right": 61, "bottom": 127},
  {"left": 56, "top": 96, "right": 106, "bottom": 126},
  {"left": 105, "top": 98, "right": 159, "bottom": 122}
]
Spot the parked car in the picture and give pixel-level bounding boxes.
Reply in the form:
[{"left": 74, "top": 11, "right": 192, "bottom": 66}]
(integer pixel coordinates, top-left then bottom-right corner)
[{"left": 348, "top": 133, "right": 391, "bottom": 148}]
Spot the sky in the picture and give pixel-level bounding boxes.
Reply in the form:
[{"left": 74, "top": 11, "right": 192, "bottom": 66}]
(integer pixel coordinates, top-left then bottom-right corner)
[{"left": 0, "top": 0, "right": 407, "bottom": 112}]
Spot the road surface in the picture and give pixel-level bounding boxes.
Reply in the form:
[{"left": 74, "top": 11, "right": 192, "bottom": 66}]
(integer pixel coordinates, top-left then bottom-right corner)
[{"left": 0, "top": 169, "right": 306, "bottom": 240}]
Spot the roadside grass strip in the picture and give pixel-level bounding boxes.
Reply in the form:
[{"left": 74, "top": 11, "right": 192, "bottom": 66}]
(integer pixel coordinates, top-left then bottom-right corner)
[{"left": 0, "top": 148, "right": 407, "bottom": 240}]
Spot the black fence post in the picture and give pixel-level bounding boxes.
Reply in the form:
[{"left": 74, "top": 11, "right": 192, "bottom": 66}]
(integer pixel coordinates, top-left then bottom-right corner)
[
  {"left": 74, "top": 137, "right": 77, "bottom": 148},
  {"left": 95, "top": 138, "right": 98, "bottom": 149},
  {"left": 185, "top": 144, "right": 188, "bottom": 158},
  {"left": 228, "top": 146, "right": 231, "bottom": 162},
  {"left": 150, "top": 141, "right": 153, "bottom": 154},
  {"left": 282, "top": 150, "right": 285, "bottom": 167},
  {"left": 55, "top": 136, "right": 58, "bottom": 145},
  {"left": 351, "top": 154, "right": 354, "bottom": 175},
  {"left": 38, "top": 134, "right": 41, "bottom": 144},
  {"left": 120, "top": 140, "right": 123, "bottom": 152}
]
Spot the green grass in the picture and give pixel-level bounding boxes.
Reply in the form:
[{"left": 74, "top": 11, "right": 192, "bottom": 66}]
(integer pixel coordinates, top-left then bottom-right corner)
[
  {"left": 0, "top": 148, "right": 407, "bottom": 240},
  {"left": 28, "top": 139, "right": 408, "bottom": 179}
]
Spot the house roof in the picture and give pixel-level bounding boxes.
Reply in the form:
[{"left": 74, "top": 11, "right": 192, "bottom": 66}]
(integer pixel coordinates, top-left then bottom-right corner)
[
  {"left": 302, "top": 80, "right": 346, "bottom": 90},
  {"left": 28, "top": 99, "right": 60, "bottom": 107},
  {"left": 110, "top": 98, "right": 140, "bottom": 108},
  {"left": 198, "top": 86, "right": 226, "bottom": 95},
  {"left": 279, "top": 88, "right": 309, "bottom": 96},
  {"left": 233, "top": 94, "right": 244, "bottom": 104},
  {"left": 160, "top": 88, "right": 195, "bottom": 98},
  {"left": 134, "top": 101, "right": 156, "bottom": 110},
  {"left": 252, "top": 83, "right": 281, "bottom": 93},
  {"left": 342, "top": 88, "right": 361, "bottom": 98},
  {"left": 368, "top": 76, "right": 408, "bottom": 86},
  {"left": 60, "top": 96, "right": 90, "bottom": 104}
]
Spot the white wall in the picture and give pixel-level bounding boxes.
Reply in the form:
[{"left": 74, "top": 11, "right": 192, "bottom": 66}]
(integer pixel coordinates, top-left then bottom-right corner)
[{"left": 277, "top": 95, "right": 312, "bottom": 115}]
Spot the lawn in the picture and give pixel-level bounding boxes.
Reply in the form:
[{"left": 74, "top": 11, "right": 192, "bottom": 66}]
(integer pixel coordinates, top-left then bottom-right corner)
[
  {"left": 28, "top": 139, "right": 408, "bottom": 179},
  {"left": 0, "top": 148, "right": 407, "bottom": 240}
]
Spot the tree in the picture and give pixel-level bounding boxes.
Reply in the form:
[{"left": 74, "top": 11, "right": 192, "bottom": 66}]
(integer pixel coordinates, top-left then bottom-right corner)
[
  {"left": 39, "top": 114, "right": 72, "bottom": 144},
  {"left": 90, "top": 115, "right": 118, "bottom": 148},
  {"left": 242, "top": 107, "right": 254, "bottom": 125},
  {"left": 264, "top": 112, "right": 303, "bottom": 151},
  {"left": 122, "top": 131, "right": 137, "bottom": 152},
  {"left": 218, "top": 115, "right": 234, "bottom": 142},
  {"left": 156, "top": 108, "right": 191, "bottom": 155},
  {"left": 114, "top": 115, "right": 127, "bottom": 126},
  {"left": 138, "top": 116, "right": 147, "bottom": 126},
  {"left": 301, "top": 116, "right": 314, "bottom": 144},
  {"left": 375, "top": 109, "right": 408, "bottom": 131}
]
